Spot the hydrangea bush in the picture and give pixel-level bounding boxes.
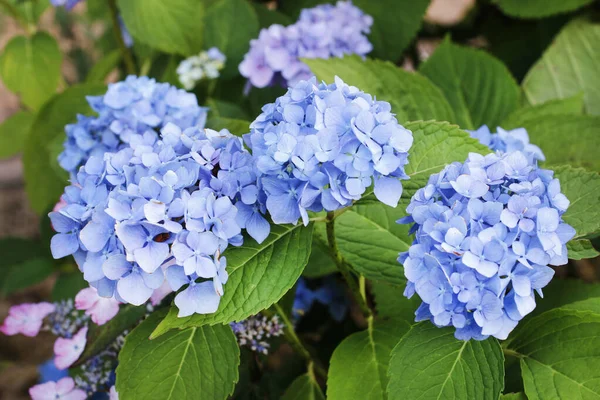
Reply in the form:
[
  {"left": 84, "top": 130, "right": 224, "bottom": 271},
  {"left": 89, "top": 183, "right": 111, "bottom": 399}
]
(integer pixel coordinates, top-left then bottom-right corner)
[{"left": 1, "top": 0, "right": 600, "bottom": 399}]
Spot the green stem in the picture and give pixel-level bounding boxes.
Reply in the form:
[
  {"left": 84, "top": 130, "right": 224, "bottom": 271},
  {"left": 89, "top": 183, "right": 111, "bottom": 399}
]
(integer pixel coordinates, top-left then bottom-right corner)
[
  {"left": 139, "top": 58, "right": 152, "bottom": 77},
  {"left": 502, "top": 348, "right": 523, "bottom": 359},
  {"left": 326, "top": 211, "right": 373, "bottom": 319},
  {"left": 107, "top": 0, "right": 136, "bottom": 75},
  {"left": 273, "top": 304, "right": 327, "bottom": 379}
]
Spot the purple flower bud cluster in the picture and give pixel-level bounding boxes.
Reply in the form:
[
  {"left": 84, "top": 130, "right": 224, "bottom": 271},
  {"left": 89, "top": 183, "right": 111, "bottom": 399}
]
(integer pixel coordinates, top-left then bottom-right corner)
[
  {"left": 398, "top": 151, "right": 575, "bottom": 340},
  {"left": 245, "top": 77, "right": 413, "bottom": 225},
  {"left": 50, "top": 78, "right": 269, "bottom": 317},
  {"left": 468, "top": 125, "right": 545, "bottom": 163},
  {"left": 59, "top": 76, "right": 208, "bottom": 180},
  {"left": 230, "top": 314, "right": 284, "bottom": 354},
  {"left": 239, "top": 1, "right": 373, "bottom": 89}
]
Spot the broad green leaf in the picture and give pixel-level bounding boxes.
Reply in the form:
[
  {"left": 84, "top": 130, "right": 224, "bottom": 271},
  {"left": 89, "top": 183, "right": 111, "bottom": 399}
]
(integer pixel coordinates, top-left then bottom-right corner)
[
  {"left": 501, "top": 393, "right": 527, "bottom": 400},
  {"left": 387, "top": 323, "right": 504, "bottom": 400},
  {"left": 494, "top": 0, "right": 595, "bottom": 19},
  {"left": 151, "top": 224, "right": 314, "bottom": 338},
  {"left": 501, "top": 94, "right": 584, "bottom": 129},
  {"left": 3, "top": 0, "right": 50, "bottom": 24},
  {"left": 562, "top": 298, "right": 600, "bottom": 314},
  {"left": 118, "top": 0, "right": 205, "bottom": 56},
  {"left": 86, "top": 50, "right": 121, "bottom": 82},
  {"left": 207, "top": 98, "right": 250, "bottom": 120},
  {"left": 0, "top": 32, "right": 62, "bottom": 110},
  {"left": 531, "top": 279, "right": 600, "bottom": 317},
  {"left": 204, "top": 0, "right": 259, "bottom": 79},
  {"left": 252, "top": 2, "right": 292, "bottom": 28},
  {"left": 304, "top": 56, "right": 455, "bottom": 124},
  {"left": 328, "top": 319, "right": 411, "bottom": 400},
  {"left": 505, "top": 309, "right": 600, "bottom": 400},
  {"left": 402, "top": 121, "right": 490, "bottom": 197},
  {"left": 78, "top": 304, "right": 147, "bottom": 364},
  {"left": 371, "top": 281, "right": 420, "bottom": 323},
  {"left": 353, "top": 0, "right": 431, "bottom": 62},
  {"left": 206, "top": 117, "right": 251, "bottom": 136},
  {"left": 554, "top": 165, "right": 600, "bottom": 239},
  {"left": 23, "top": 83, "right": 106, "bottom": 213},
  {"left": 303, "top": 223, "right": 336, "bottom": 278},
  {"left": 116, "top": 311, "right": 240, "bottom": 400},
  {"left": 567, "top": 240, "right": 600, "bottom": 260},
  {"left": 518, "top": 115, "right": 600, "bottom": 171},
  {"left": 419, "top": 38, "right": 520, "bottom": 129},
  {"left": 335, "top": 203, "right": 411, "bottom": 286},
  {"left": 52, "top": 272, "right": 88, "bottom": 301},
  {"left": 0, "top": 237, "right": 53, "bottom": 296},
  {"left": 0, "top": 111, "right": 35, "bottom": 158},
  {"left": 282, "top": 371, "right": 325, "bottom": 400},
  {"left": 522, "top": 20, "right": 600, "bottom": 115}
]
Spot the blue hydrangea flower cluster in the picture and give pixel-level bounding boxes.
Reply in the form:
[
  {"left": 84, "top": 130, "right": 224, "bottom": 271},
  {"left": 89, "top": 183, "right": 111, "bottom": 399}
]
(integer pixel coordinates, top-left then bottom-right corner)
[
  {"left": 239, "top": 1, "right": 373, "bottom": 89},
  {"left": 398, "top": 150, "right": 575, "bottom": 340},
  {"left": 59, "top": 76, "right": 208, "bottom": 180},
  {"left": 245, "top": 77, "right": 413, "bottom": 225},
  {"left": 468, "top": 125, "right": 545, "bottom": 163},
  {"left": 293, "top": 277, "right": 348, "bottom": 322},
  {"left": 50, "top": 79, "right": 269, "bottom": 317}
]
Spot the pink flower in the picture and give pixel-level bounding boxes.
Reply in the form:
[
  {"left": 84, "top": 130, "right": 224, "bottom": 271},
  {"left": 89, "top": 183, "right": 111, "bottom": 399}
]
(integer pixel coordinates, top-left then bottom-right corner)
[
  {"left": 0, "top": 302, "right": 55, "bottom": 337},
  {"left": 54, "top": 326, "right": 88, "bottom": 369},
  {"left": 109, "top": 385, "right": 119, "bottom": 400},
  {"left": 29, "top": 377, "right": 86, "bottom": 400},
  {"left": 150, "top": 280, "right": 173, "bottom": 306},
  {"left": 75, "top": 287, "right": 119, "bottom": 326}
]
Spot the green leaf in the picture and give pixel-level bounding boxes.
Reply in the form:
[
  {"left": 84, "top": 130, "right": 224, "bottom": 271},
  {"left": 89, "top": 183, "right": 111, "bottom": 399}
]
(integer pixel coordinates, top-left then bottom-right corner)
[
  {"left": 79, "top": 304, "right": 147, "bottom": 364},
  {"left": 402, "top": 121, "right": 490, "bottom": 197},
  {"left": 0, "top": 32, "right": 62, "bottom": 110},
  {"left": 522, "top": 20, "right": 600, "bottom": 115},
  {"left": 117, "top": 0, "right": 205, "bottom": 56},
  {"left": 52, "top": 273, "right": 88, "bottom": 301},
  {"left": 0, "top": 111, "right": 35, "bottom": 159},
  {"left": 562, "top": 298, "right": 600, "bottom": 314},
  {"left": 328, "top": 319, "right": 411, "bottom": 400},
  {"left": 303, "top": 223, "right": 336, "bottom": 278},
  {"left": 151, "top": 224, "right": 314, "bottom": 338},
  {"left": 207, "top": 98, "right": 250, "bottom": 120},
  {"left": 387, "top": 323, "right": 504, "bottom": 400},
  {"left": 282, "top": 371, "right": 325, "bottom": 400},
  {"left": 116, "top": 311, "right": 240, "bottom": 400},
  {"left": 371, "top": 281, "right": 420, "bottom": 323},
  {"left": 86, "top": 49, "right": 121, "bottom": 82},
  {"left": 303, "top": 56, "right": 455, "bottom": 124},
  {"left": 23, "top": 83, "right": 106, "bottom": 213},
  {"left": 0, "top": 237, "right": 53, "bottom": 296},
  {"left": 553, "top": 165, "right": 600, "bottom": 239},
  {"left": 494, "top": 0, "right": 595, "bottom": 19},
  {"left": 501, "top": 94, "right": 584, "bottom": 129},
  {"left": 567, "top": 240, "right": 600, "bottom": 260},
  {"left": 335, "top": 202, "right": 411, "bottom": 286},
  {"left": 501, "top": 393, "right": 528, "bottom": 400},
  {"left": 521, "top": 115, "right": 600, "bottom": 171},
  {"left": 505, "top": 309, "right": 600, "bottom": 400},
  {"left": 204, "top": 0, "right": 259, "bottom": 79},
  {"left": 252, "top": 2, "right": 292, "bottom": 28},
  {"left": 206, "top": 116, "right": 251, "bottom": 136},
  {"left": 353, "top": 0, "right": 431, "bottom": 62},
  {"left": 419, "top": 38, "right": 520, "bottom": 130},
  {"left": 531, "top": 279, "right": 600, "bottom": 317}
]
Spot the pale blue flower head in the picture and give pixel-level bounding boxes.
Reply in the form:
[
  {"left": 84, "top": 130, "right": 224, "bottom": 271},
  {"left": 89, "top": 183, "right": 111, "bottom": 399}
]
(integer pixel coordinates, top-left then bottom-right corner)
[{"left": 398, "top": 150, "right": 574, "bottom": 341}]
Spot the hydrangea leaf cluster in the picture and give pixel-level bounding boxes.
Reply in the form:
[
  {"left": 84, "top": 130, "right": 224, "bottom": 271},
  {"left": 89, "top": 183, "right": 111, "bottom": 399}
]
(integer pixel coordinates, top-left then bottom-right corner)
[
  {"left": 177, "top": 47, "right": 227, "bottom": 90},
  {"left": 59, "top": 76, "right": 208, "bottom": 179},
  {"left": 468, "top": 125, "right": 545, "bottom": 163},
  {"left": 398, "top": 150, "right": 575, "bottom": 340},
  {"left": 239, "top": 1, "right": 373, "bottom": 89},
  {"left": 245, "top": 77, "right": 413, "bottom": 225},
  {"left": 51, "top": 77, "right": 269, "bottom": 316}
]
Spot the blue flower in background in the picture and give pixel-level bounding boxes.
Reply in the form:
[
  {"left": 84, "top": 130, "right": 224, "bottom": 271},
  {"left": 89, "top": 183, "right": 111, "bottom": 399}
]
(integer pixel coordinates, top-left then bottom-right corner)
[
  {"left": 239, "top": 1, "right": 373, "bottom": 89},
  {"left": 398, "top": 151, "right": 575, "bottom": 340},
  {"left": 245, "top": 77, "right": 413, "bottom": 225},
  {"left": 293, "top": 277, "right": 348, "bottom": 322},
  {"left": 50, "top": 0, "right": 82, "bottom": 9},
  {"left": 38, "top": 359, "right": 68, "bottom": 383}
]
